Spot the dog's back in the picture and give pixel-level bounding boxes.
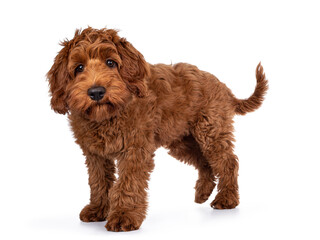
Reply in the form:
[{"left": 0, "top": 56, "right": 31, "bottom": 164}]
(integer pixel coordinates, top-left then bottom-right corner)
[{"left": 147, "top": 63, "right": 236, "bottom": 146}]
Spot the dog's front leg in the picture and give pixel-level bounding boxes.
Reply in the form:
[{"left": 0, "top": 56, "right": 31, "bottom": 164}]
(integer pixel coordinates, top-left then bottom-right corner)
[
  {"left": 80, "top": 153, "right": 116, "bottom": 222},
  {"left": 105, "top": 147, "right": 155, "bottom": 232}
]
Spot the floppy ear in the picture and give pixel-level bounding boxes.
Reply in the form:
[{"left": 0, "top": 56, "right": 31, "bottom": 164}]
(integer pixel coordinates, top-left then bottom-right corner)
[
  {"left": 115, "top": 38, "right": 150, "bottom": 97},
  {"left": 47, "top": 41, "right": 72, "bottom": 114}
]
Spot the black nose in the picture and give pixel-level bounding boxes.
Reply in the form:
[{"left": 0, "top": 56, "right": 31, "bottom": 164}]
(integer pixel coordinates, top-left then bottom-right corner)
[{"left": 87, "top": 86, "right": 106, "bottom": 101}]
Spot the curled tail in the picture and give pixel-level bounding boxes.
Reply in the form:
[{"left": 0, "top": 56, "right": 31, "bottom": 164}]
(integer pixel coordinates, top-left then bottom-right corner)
[{"left": 234, "top": 63, "right": 268, "bottom": 115}]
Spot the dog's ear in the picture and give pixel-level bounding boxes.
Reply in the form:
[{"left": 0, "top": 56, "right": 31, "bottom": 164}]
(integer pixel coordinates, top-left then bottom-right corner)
[
  {"left": 115, "top": 38, "right": 150, "bottom": 97},
  {"left": 47, "top": 40, "right": 72, "bottom": 114}
]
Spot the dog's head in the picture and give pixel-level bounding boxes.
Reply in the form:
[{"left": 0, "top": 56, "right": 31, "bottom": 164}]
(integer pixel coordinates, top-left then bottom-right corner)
[{"left": 47, "top": 27, "right": 150, "bottom": 122}]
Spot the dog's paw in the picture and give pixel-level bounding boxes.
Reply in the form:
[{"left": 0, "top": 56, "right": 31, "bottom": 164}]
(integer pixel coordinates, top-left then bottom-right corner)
[
  {"left": 194, "top": 178, "right": 216, "bottom": 204},
  {"left": 105, "top": 211, "right": 142, "bottom": 232},
  {"left": 210, "top": 190, "right": 239, "bottom": 209},
  {"left": 79, "top": 204, "right": 108, "bottom": 222}
]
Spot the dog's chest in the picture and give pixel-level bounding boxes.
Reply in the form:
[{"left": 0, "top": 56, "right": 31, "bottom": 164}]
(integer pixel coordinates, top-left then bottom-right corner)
[{"left": 70, "top": 116, "right": 125, "bottom": 157}]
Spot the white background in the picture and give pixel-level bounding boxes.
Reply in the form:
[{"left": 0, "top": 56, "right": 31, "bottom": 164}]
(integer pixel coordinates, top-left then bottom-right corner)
[{"left": 0, "top": 0, "right": 319, "bottom": 239}]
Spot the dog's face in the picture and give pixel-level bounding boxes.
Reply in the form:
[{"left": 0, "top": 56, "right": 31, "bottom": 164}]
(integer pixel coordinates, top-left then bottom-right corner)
[{"left": 47, "top": 27, "right": 150, "bottom": 122}]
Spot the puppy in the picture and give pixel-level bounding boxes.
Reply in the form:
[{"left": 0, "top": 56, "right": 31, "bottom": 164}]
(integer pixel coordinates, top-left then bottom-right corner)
[{"left": 47, "top": 27, "right": 268, "bottom": 231}]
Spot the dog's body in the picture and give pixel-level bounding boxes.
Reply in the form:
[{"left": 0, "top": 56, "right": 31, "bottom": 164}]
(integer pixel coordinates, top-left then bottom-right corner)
[{"left": 47, "top": 27, "right": 268, "bottom": 231}]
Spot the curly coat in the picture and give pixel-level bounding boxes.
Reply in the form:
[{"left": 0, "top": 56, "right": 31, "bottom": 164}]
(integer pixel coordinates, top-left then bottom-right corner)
[{"left": 47, "top": 27, "right": 268, "bottom": 232}]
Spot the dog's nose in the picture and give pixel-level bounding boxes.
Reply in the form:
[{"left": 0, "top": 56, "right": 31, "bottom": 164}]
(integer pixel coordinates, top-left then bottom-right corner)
[{"left": 87, "top": 86, "right": 106, "bottom": 101}]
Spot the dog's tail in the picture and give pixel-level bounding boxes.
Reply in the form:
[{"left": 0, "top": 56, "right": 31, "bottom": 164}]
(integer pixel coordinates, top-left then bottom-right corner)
[{"left": 233, "top": 63, "right": 268, "bottom": 115}]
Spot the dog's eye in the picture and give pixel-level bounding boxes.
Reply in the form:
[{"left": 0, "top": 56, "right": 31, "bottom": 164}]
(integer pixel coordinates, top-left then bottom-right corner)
[
  {"left": 106, "top": 59, "right": 117, "bottom": 68},
  {"left": 75, "top": 64, "right": 85, "bottom": 76}
]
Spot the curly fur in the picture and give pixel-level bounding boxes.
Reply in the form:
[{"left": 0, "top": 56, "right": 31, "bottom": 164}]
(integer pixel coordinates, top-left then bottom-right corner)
[{"left": 47, "top": 27, "right": 268, "bottom": 232}]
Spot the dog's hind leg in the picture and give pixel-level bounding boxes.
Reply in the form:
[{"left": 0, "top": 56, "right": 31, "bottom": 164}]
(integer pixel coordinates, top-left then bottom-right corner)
[
  {"left": 168, "top": 135, "right": 216, "bottom": 204},
  {"left": 192, "top": 114, "right": 239, "bottom": 209}
]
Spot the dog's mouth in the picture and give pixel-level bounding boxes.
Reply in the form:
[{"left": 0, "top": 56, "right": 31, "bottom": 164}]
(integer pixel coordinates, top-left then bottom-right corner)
[
  {"left": 105, "top": 101, "right": 114, "bottom": 108},
  {"left": 84, "top": 100, "right": 116, "bottom": 120},
  {"left": 95, "top": 100, "right": 114, "bottom": 108}
]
